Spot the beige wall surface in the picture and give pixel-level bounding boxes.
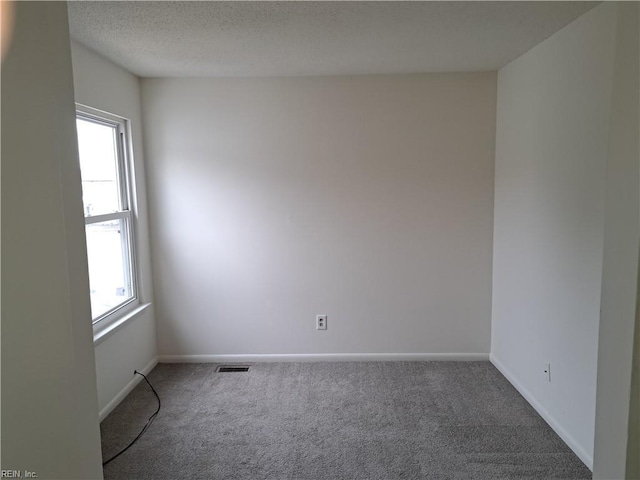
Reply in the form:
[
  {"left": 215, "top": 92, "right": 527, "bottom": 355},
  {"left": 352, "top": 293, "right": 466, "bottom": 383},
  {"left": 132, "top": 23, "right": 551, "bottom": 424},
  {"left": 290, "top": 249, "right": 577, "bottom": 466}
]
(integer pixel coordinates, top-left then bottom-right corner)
[
  {"left": 626, "top": 268, "right": 640, "bottom": 479},
  {"left": 492, "top": 2, "right": 617, "bottom": 469},
  {"left": 142, "top": 73, "right": 497, "bottom": 357},
  {"left": 593, "top": 2, "right": 640, "bottom": 478},
  {"left": 71, "top": 41, "right": 158, "bottom": 417},
  {"left": 1, "top": 3, "right": 103, "bottom": 478}
]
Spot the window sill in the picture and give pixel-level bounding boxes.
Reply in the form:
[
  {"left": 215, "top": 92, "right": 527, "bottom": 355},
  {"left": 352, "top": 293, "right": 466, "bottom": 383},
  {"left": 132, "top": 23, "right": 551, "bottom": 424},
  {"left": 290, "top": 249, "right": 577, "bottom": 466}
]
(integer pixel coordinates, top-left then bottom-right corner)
[{"left": 93, "top": 303, "right": 151, "bottom": 347}]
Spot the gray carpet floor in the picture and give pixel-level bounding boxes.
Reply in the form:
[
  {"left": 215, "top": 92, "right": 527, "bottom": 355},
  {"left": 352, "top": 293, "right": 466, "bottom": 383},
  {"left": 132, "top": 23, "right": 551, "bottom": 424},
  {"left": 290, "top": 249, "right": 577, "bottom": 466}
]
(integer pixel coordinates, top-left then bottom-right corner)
[{"left": 101, "top": 362, "right": 592, "bottom": 479}]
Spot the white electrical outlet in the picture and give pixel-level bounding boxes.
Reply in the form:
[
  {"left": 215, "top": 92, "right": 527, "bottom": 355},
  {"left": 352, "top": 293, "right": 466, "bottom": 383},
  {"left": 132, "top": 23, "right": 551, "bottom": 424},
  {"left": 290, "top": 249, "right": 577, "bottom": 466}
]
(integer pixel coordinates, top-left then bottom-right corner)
[
  {"left": 544, "top": 363, "right": 551, "bottom": 382},
  {"left": 316, "top": 315, "right": 327, "bottom": 330}
]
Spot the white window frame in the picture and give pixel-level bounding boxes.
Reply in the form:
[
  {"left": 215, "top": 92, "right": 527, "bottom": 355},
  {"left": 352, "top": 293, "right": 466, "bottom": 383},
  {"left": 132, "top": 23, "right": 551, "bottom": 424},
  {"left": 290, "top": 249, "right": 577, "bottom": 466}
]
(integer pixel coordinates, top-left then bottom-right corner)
[{"left": 76, "top": 105, "right": 140, "bottom": 328}]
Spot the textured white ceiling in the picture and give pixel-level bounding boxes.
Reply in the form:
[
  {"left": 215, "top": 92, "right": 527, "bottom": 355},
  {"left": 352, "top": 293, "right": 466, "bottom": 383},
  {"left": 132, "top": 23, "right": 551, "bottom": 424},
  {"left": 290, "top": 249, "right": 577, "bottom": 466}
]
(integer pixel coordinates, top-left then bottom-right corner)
[{"left": 68, "top": 1, "right": 598, "bottom": 77}]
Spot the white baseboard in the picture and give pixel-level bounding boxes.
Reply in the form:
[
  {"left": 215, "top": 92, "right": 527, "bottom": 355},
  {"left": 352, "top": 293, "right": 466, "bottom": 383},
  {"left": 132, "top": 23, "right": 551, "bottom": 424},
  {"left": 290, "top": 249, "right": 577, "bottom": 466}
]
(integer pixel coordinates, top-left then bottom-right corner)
[
  {"left": 99, "top": 356, "right": 159, "bottom": 422},
  {"left": 489, "top": 353, "right": 593, "bottom": 470},
  {"left": 158, "top": 352, "right": 489, "bottom": 363}
]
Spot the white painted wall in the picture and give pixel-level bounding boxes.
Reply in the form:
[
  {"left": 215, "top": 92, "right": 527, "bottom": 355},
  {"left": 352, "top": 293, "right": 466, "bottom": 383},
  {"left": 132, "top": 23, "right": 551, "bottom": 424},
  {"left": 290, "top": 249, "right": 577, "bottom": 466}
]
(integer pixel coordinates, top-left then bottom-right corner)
[
  {"left": 593, "top": 3, "right": 639, "bottom": 479},
  {"left": 142, "top": 74, "right": 496, "bottom": 357},
  {"left": 1, "top": 3, "right": 103, "bottom": 478},
  {"left": 491, "top": 2, "right": 619, "bottom": 470},
  {"left": 70, "top": 41, "right": 158, "bottom": 417}
]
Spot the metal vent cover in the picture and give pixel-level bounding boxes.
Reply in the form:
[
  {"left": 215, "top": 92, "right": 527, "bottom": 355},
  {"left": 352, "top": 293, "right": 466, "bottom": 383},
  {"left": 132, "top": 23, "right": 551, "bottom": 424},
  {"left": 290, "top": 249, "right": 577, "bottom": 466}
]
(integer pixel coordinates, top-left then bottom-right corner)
[{"left": 216, "top": 365, "right": 250, "bottom": 373}]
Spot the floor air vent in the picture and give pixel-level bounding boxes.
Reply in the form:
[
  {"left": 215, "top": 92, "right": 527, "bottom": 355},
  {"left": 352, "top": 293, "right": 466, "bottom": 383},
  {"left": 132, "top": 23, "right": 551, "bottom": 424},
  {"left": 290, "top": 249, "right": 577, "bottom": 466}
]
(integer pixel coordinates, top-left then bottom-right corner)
[{"left": 216, "top": 365, "right": 250, "bottom": 373}]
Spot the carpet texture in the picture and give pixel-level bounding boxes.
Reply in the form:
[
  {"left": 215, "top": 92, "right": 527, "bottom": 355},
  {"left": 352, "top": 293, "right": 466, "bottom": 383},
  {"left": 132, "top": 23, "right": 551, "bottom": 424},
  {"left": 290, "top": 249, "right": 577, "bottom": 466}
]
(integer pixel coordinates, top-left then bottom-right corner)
[{"left": 101, "top": 362, "right": 592, "bottom": 479}]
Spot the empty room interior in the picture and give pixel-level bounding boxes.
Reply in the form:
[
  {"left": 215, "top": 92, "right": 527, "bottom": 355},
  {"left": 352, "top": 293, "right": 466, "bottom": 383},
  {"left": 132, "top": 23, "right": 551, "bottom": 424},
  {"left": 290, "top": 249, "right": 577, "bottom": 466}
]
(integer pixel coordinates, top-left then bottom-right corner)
[{"left": 2, "top": 1, "right": 640, "bottom": 479}]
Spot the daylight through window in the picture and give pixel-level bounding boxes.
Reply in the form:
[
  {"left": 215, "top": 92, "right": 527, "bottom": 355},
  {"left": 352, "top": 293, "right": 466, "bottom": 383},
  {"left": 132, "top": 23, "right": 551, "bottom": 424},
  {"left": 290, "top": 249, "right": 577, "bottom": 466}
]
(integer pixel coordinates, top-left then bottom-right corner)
[{"left": 76, "top": 109, "right": 137, "bottom": 322}]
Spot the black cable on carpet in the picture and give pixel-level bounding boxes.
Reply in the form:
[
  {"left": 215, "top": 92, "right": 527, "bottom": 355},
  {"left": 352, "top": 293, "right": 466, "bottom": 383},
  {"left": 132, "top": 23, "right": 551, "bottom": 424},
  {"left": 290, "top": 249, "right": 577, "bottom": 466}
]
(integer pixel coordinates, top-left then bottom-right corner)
[{"left": 102, "top": 371, "right": 161, "bottom": 467}]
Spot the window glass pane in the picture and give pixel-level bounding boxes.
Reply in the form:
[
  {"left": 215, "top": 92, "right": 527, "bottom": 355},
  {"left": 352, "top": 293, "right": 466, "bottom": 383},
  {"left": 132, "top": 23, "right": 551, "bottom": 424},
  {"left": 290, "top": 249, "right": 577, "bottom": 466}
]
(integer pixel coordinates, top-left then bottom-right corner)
[
  {"left": 76, "top": 117, "right": 121, "bottom": 216},
  {"left": 86, "top": 219, "right": 133, "bottom": 319}
]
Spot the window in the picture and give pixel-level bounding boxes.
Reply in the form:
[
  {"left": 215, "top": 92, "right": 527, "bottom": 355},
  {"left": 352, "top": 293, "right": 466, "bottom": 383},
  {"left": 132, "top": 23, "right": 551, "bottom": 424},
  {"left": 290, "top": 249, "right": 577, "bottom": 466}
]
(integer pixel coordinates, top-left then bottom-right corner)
[{"left": 76, "top": 107, "right": 137, "bottom": 323}]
